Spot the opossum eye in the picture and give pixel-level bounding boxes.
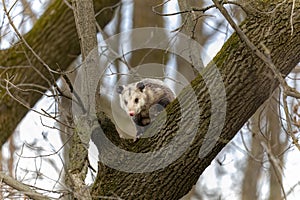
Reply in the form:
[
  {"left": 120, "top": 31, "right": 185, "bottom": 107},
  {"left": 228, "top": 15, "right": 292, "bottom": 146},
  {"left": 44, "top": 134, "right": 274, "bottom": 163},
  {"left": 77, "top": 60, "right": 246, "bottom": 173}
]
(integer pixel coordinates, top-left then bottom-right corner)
[
  {"left": 124, "top": 100, "right": 128, "bottom": 105},
  {"left": 134, "top": 98, "right": 139, "bottom": 103}
]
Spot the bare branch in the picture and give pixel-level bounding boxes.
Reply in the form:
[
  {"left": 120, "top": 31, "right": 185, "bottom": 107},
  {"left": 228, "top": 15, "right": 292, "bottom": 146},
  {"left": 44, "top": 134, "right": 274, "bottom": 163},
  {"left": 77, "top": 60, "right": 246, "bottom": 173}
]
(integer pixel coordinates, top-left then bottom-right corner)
[
  {"left": 0, "top": 172, "right": 50, "bottom": 200},
  {"left": 261, "top": 141, "right": 287, "bottom": 200}
]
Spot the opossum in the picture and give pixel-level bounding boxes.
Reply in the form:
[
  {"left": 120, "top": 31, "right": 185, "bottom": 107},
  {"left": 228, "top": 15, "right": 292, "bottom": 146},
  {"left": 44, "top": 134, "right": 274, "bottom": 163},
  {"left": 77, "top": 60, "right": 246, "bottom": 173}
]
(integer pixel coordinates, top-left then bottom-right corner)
[{"left": 117, "top": 78, "right": 175, "bottom": 138}]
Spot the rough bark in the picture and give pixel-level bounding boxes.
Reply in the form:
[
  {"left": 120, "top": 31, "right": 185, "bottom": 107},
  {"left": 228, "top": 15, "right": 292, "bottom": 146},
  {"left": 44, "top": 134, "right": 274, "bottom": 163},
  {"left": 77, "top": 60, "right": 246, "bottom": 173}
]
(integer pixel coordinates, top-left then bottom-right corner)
[
  {"left": 0, "top": 0, "right": 119, "bottom": 146},
  {"left": 91, "top": 0, "right": 300, "bottom": 199}
]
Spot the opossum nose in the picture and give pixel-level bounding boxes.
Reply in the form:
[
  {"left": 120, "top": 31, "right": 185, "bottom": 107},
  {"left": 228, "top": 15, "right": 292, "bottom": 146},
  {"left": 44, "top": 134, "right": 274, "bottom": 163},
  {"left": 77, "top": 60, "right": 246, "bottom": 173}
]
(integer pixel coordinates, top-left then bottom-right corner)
[{"left": 129, "top": 111, "right": 135, "bottom": 116}]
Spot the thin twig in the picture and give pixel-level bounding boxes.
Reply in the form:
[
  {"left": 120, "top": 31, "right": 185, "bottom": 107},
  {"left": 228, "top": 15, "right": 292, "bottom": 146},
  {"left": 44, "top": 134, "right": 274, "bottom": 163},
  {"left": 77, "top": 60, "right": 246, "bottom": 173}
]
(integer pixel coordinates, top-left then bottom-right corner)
[
  {"left": 4, "top": 78, "right": 74, "bottom": 129},
  {"left": 61, "top": 74, "right": 87, "bottom": 114},
  {"left": 261, "top": 141, "right": 287, "bottom": 200},
  {"left": 152, "top": 0, "right": 242, "bottom": 17},
  {"left": 152, "top": 1, "right": 216, "bottom": 17}
]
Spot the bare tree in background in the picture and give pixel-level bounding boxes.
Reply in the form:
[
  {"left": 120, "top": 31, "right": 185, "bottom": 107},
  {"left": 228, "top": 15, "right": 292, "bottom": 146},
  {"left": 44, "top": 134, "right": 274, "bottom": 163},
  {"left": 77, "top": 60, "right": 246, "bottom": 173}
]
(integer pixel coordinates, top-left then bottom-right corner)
[{"left": 241, "top": 89, "right": 288, "bottom": 200}]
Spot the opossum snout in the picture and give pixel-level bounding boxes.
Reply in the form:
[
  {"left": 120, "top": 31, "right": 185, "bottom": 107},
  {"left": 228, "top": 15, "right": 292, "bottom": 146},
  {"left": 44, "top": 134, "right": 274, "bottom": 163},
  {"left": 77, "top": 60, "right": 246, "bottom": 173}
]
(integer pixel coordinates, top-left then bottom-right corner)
[{"left": 129, "top": 111, "right": 135, "bottom": 116}]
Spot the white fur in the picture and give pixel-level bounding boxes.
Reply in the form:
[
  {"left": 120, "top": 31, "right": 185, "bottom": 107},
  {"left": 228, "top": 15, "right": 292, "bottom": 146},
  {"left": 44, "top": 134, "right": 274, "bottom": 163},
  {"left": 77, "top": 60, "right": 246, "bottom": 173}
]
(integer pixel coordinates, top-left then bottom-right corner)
[
  {"left": 117, "top": 78, "right": 175, "bottom": 137},
  {"left": 118, "top": 79, "right": 174, "bottom": 116}
]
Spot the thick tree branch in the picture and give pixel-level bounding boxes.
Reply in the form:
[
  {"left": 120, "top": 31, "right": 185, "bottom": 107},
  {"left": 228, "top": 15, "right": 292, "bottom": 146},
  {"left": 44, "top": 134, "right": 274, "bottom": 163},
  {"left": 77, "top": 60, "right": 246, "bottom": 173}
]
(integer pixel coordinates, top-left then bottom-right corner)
[{"left": 92, "top": 0, "right": 300, "bottom": 199}]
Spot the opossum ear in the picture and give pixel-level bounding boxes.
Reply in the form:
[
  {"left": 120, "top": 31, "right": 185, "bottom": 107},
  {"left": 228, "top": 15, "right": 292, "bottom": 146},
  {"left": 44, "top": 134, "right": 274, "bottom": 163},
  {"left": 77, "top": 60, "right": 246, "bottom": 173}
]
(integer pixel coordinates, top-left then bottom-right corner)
[
  {"left": 117, "top": 85, "right": 124, "bottom": 94},
  {"left": 137, "top": 82, "right": 145, "bottom": 92}
]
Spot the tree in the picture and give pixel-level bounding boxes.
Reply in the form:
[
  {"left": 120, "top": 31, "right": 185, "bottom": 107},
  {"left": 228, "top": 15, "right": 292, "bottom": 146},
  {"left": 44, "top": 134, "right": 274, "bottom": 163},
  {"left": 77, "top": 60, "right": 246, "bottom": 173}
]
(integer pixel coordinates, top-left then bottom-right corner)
[{"left": 0, "top": 0, "right": 299, "bottom": 199}]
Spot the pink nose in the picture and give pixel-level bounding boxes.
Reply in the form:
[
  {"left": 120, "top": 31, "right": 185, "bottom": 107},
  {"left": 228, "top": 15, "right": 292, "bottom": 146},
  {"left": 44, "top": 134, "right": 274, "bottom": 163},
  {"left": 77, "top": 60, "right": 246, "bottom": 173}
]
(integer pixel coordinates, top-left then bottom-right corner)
[{"left": 129, "top": 111, "right": 135, "bottom": 116}]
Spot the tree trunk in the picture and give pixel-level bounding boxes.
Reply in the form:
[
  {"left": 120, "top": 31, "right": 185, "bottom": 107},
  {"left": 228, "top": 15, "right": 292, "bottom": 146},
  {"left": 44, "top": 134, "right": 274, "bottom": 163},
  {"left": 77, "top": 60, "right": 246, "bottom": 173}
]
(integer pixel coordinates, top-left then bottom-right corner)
[
  {"left": 0, "top": 0, "right": 119, "bottom": 146},
  {"left": 268, "top": 90, "right": 287, "bottom": 200},
  {"left": 241, "top": 107, "right": 264, "bottom": 200},
  {"left": 241, "top": 89, "right": 285, "bottom": 200},
  {"left": 91, "top": 0, "right": 300, "bottom": 199}
]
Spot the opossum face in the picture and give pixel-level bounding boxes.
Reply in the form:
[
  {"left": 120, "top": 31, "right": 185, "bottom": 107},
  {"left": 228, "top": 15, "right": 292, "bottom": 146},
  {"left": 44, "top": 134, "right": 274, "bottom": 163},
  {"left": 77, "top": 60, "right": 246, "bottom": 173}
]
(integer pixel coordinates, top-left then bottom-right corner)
[{"left": 117, "top": 82, "right": 147, "bottom": 117}]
